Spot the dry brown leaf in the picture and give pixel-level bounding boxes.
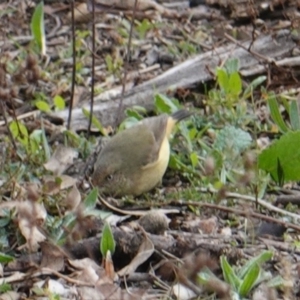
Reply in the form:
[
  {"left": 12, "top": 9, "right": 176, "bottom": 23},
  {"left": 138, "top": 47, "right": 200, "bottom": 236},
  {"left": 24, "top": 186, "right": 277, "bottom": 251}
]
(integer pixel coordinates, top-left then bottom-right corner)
[
  {"left": 96, "top": 283, "right": 148, "bottom": 300},
  {"left": 40, "top": 242, "right": 65, "bottom": 272},
  {"left": 77, "top": 286, "right": 106, "bottom": 299},
  {"left": 44, "top": 145, "right": 78, "bottom": 175},
  {"left": 43, "top": 175, "right": 77, "bottom": 195},
  {"left": 93, "top": 0, "right": 165, "bottom": 12},
  {"left": 34, "top": 279, "right": 67, "bottom": 297},
  {"left": 0, "top": 291, "right": 22, "bottom": 300},
  {"left": 24, "top": 182, "right": 40, "bottom": 201},
  {"left": 18, "top": 219, "right": 46, "bottom": 251},
  {"left": 76, "top": 266, "right": 100, "bottom": 285},
  {"left": 68, "top": 257, "right": 101, "bottom": 271},
  {"left": 0, "top": 272, "right": 26, "bottom": 285},
  {"left": 104, "top": 250, "right": 117, "bottom": 282},
  {"left": 68, "top": 0, "right": 168, "bottom": 23},
  {"left": 117, "top": 234, "right": 154, "bottom": 277},
  {"left": 62, "top": 184, "right": 81, "bottom": 212},
  {"left": 17, "top": 200, "right": 47, "bottom": 251},
  {"left": 172, "top": 283, "right": 197, "bottom": 300}
]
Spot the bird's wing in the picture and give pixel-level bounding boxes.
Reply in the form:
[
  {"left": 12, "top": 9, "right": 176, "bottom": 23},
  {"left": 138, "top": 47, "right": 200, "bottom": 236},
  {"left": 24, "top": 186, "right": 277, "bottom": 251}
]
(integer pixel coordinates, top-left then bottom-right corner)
[{"left": 140, "top": 114, "right": 168, "bottom": 147}]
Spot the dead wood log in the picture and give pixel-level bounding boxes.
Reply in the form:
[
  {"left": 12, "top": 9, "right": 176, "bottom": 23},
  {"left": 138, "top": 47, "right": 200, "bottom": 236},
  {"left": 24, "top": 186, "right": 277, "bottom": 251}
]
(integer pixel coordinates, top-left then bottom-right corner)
[
  {"left": 205, "top": 0, "right": 297, "bottom": 19},
  {"left": 54, "top": 30, "right": 296, "bottom": 131},
  {"left": 64, "top": 228, "right": 300, "bottom": 270},
  {"left": 6, "top": 227, "right": 300, "bottom": 273}
]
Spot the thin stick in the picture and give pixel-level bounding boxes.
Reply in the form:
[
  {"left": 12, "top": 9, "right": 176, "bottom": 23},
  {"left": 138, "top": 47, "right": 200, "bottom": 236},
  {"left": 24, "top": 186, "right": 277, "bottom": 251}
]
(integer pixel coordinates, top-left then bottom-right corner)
[
  {"left": 195, "top": 202, "right": 300, "bottom": 232},
  {"left": 0, "top": 100, "right": 17, "bottom": 150},
  {"left": 192, "top": 187, "right": 300, "bottom": 222},
  {"left": 115, "top": 0, "right": 139, "bottom": 125},
  {"left": 88, "top": 0, "right": 96, "bottom": 136},
  {"left": 67, "top": 0, "right": 76, "bottom": 130}
]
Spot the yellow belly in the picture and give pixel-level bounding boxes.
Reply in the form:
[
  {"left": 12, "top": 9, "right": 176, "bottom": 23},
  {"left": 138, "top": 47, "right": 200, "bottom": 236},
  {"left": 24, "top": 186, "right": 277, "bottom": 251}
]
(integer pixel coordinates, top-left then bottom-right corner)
[{"left": 135, "top": 137, "right": 170, "bottom": 195}]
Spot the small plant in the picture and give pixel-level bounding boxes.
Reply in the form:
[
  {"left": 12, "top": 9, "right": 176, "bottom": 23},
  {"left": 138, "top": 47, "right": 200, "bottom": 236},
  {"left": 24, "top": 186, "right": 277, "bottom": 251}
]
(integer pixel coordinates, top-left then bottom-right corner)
[
  {"left": 178, "top": 40, "right": 198, "bottom": 56},
  {"left": 0, "top": 282, "right": 12, "bottom": 293},
  {"left": 267, "top": 92, "right": 300, "bottom": 133},
  {"left": 207, "top": 58, "right": 266, "bottom": 125},
  {"left": 34, "top": 93, "right": 66, "bottom": 113},
  {"left": 258, "top": 93, "right": 300, "bottom": 184},
  {"left": 105, "top": 54, "right": 123, "bottom": 77},
  {"left": 30, "top": 1, "right": 45, "bottom": 55},
  {"left": 100, "top": 222, "right": 116, "bottom": 259},
  {"left": 135, "top": 19, "right": 153, "bottom": 39},
  {"left": 198, "top": 251, "right": 283, "bottom": 299},
  {"left": 49, "top": 188, "right": 111, "bottom": 245},
  {"left": 9, "top": 120, "right": 49, "bottom": 160}
]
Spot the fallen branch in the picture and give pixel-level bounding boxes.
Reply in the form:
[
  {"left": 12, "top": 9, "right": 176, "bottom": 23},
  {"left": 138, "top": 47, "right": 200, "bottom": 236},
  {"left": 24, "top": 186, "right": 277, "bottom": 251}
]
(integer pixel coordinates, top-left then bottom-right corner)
[{"left": 54, "top": 30, "right": 296, "bottom": 130}]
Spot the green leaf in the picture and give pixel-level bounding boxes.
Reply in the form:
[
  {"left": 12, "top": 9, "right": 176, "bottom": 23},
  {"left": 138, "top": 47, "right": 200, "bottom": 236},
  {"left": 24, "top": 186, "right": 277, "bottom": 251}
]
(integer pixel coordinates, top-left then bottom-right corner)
[
  {"left": 225, "top": 58, "right": 240, "bottom": 74},
  {"left": 267, "top": 275, "right": 285, "bottom": 288},
  {"left": 238, "top": 263, "right": 260, "bottom": 297},
  {"left": 53, "top": 213, "right": 77, "bottom": 244},
  {"left": 220, "top": 255, "right": 241, "bottom": 291},
  {"left": 243, "top": 76, "right": 266, "bottom": 98},
  {"left": 9, "top": 121, "right": 29, "bottom": 148},
  {"left": 84, "top": 188, "right": 98, "bottom": 209},
  {"left": 258, "top": 131, "right": 300, "bottom": 183},
  {"left": 9, "top": 121, "right": 28, "bottom": 139},
  {"left": 53, "top": 95, "right": 66, "bottom": 111},
  {"left": 289, "top": 100, "right": 300, "bottom": 130},
  {"left": 100, "top": 222, "right": 116, "bottom": 256},
  {"left": 82, "top": 107, "right": 107, "bottom": 136},
  {"left": 154, "top": 94, "right": 178, "bottom": 114},
  {"left": 276, "top": 157, "right": 284, "bottom": 186},
  {"left": 190, "top": 152, "right": 198, "bottom": 168},
  {"left": 35, "top": 100, "right": 51, "bottom": 112},
  {"left": 30, "top": 1, "right": 46, "bottom": 55},
  {"left": 125, "top": 106, "right": 146, "bottom": 120},
  {"left": 268, "top": 95, "right": 289, "bottom": 133},
  {"left": 41, "top": 121, "right": 51, "bottom": 160},
  {"left": 214, "top": 126, "right": 252, "bottom": 154},
  {"left": 65, "top": 130, "right": 81, "bottom": 145},
  {"left": 0, "top": 282, "right": 12, "bottom": 293},
  {"left": 197, "top": 267, "right": 221, "bottom": 287},
  {"left": 119, "top": 116, "right": 140, "bottom": 130},
  {"left": 238, "top": 250, "right": 273, "bottom": 279},
  {"left": 136, "top": 19, "right": 152, "bottom": 39},
  {"left": 0, "top": 218, "right": 10, "bottom": 227},
  {"left": 0, "top": 253, "right": 14, "bottom": 263},
  {"left": 29, "top": 131, "right": 40, "bottom": 155},
  {"left": 216, "top": 68, "right": 229, "bottom": 93},
  {"left": 228, "top": 72, "right": 242, "bottom": 96},
  {"left": 105, "top": 54, "right": 113, "bottom": 73}
]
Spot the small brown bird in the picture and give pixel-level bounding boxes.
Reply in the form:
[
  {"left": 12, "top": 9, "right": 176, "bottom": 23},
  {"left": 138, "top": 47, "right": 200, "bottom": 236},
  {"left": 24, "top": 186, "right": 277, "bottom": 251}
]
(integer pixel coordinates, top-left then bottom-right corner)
[{"left": 91, "top": 110, "right": 191, "bottom": 196}]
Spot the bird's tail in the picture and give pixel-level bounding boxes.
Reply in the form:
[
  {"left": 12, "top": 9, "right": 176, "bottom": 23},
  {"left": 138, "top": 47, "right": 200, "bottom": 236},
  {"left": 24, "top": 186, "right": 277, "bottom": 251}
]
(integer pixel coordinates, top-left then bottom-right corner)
[
  {"left": 171, "top": 109, "right": 192, "bottom": 122},
  {"left": 165, "top": 109, "right": 192, "bottom": 137}
]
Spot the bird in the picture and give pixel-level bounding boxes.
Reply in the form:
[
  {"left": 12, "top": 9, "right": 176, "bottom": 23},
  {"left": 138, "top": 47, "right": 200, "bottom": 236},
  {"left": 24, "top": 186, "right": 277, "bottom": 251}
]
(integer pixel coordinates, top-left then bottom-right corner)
[{"left": 91, "top": 109, "right": 191, "bottom": 197}]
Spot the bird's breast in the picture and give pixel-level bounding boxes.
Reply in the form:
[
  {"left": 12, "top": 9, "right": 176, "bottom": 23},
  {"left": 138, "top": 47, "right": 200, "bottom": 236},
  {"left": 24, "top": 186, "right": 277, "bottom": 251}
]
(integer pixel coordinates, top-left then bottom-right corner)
[{"left": 136, "top": 137, "right": 170, "bottom": 195}]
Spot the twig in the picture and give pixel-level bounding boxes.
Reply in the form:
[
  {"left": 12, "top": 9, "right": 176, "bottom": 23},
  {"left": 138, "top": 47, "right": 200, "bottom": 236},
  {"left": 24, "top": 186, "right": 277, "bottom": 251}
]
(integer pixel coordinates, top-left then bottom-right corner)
[
  {"left": 67, "top": 0, "right": 76, "bottom": 130},
  {"left": 88, "top": 0, "right": 96, "bottom": 136},
  {"left": 196, "top": 187, "right": 300, "bottom": 222},
  {"left": 115, "top": 0, "right": 139, "bottom": 125},
  {"left": 0, "top": 100, "right": 17, "bottom": 150},
  {"left": 224, "top": 33, "right": 273, "bottom": 63},
  {"left": 189, "top": 202, "right": 300, "bottom": 232},
  {"left": 0, "top": 110, "right": 40, "bottom": 127},
  {"left": 226, "top": 191, "right": 300, "bottom": 221}
]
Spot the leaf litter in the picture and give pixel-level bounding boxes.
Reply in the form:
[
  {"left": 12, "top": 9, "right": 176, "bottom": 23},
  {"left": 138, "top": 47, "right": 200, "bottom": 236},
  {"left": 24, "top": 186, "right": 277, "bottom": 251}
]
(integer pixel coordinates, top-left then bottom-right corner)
[{"left": 1, "top": 0, "right": 300, "bottom": 299}]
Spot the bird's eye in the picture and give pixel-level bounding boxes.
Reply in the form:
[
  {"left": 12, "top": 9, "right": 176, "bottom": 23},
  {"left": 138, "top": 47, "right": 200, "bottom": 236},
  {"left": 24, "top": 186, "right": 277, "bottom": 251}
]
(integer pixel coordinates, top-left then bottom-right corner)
[{"left": 106, "top": 174, "right": 113, "bottom": 181}]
